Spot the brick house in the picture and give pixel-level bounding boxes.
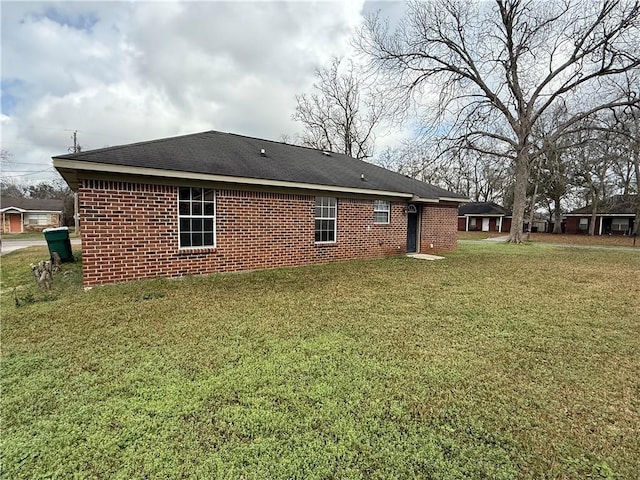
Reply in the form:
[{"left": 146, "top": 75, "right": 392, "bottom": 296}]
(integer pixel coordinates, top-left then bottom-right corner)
[
  {"left": 458, "top": 202, "right": 512, "bottom": 233},
  {"left": 53, "top": 131, "right": 468, "bottom": 287},
  {"left": 1, "top": 197, "right": 63, "bottom": 233},
  {"left": 564, "top": 195, "right": 637, "bottom": 235}
]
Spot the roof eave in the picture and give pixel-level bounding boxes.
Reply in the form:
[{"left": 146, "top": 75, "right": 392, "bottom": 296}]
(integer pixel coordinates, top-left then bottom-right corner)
[
  {"left": 445, "top": 196, "right": 471, "bottom": 203},
  {"left": 53, "top": 159, "right": 418, "bottom": 199},
  {"left": 459, "top": 213, "right": 510, "bottom": 217},
  {"left": 0, "top": 207, "right": 27, "bottom": 213},
  {"left": 565, "top": 212, "right": 635, "bottom": 216}
]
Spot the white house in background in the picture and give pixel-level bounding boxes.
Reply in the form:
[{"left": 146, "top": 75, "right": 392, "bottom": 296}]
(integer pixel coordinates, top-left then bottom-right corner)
[
  {"left": 458, "top": 202, "right": 512, "bottom": 233},
  {"left": 0, "top": 197, "right": 63, "bottom": 233}
]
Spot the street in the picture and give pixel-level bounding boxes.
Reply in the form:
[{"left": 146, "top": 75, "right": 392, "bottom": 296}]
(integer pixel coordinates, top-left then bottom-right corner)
[{"left": 0, "top": 238, "right": 82, "bottom": 255}]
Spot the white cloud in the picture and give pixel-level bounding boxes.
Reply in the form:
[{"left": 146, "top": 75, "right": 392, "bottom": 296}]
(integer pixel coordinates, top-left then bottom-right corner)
[{"left": 2, "top": 0, "right": 388, "bottom": 184}]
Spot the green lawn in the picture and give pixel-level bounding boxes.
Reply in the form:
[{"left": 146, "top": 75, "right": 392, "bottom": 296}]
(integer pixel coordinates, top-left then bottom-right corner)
[
  {"left": 1, "top": 227, "right": 78, "bottom": 241},
  {"left": 1, "top": 244, "right": 639, "bottom": 479}
]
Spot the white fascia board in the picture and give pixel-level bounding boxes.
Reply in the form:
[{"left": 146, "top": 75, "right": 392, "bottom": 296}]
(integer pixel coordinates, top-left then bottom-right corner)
[
  {"left": 0, "top": 207, "right": 27, "bottom": 213},
  {"left": 443, "top": 196, "right": 471, "bottom": 203},
  {"left": 54, "top": 159, "right": 416, "bottom": 199},
  {"left": 411, "top": 196, "right": 468, "bottom": 204},
  {"left": 564, "top": 213, "right": 635, "bottom": 217}
]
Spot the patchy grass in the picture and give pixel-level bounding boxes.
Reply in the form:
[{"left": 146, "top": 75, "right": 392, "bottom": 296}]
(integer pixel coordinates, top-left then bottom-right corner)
[
  {"left": 527, "top": 232, "right": 638, "bottom": 248},
  {"left": 457, "top": 231, "right": 507, "bottom": 240},
  {"left": 458, "top": 230, "right": 639, "bottom": 248},
  {"left": 1, "top": 244, "right": 639, "bottom": 479}
]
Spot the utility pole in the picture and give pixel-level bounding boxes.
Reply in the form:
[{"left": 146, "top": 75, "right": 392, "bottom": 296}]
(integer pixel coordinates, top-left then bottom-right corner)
[
  {"left": 69, "top": 130, "right": 81, "bottom": 154},
  {"left": 68, "top": 130, "right": 81, "bottom": 232}
]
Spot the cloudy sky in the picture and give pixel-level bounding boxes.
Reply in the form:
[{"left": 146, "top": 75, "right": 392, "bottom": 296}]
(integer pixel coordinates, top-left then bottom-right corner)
[{"left": 1, "top": 0, "right": 406, "bottom": 184}]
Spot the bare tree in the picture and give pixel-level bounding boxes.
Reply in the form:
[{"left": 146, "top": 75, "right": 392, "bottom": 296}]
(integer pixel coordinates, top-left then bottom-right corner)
[
  {"left": 293, "top": 57, "right": 388, "bottom": 160},
  {"left": 1, "top": 150, "right": 26, "bottom": 198},
  {"left": 374, "top": 140, "right": 511, "bottom": 203},
  {"left": 530, "top": 105, "right": 578, "bottom": 233},
  {"left": 358, "top": 0, "right": 640, "bottom": 242},
  {"left": 574, "top": 140, "right": 616, "bottom": 235},
  {"left": 622, "top": 111, "right": 640, "bottom": 234},
  {"left": 609, "top": 77, "right": 640, "bottom": 233},
  {"left": 537, "top": 141, "right": 571, "bottom": 233}
]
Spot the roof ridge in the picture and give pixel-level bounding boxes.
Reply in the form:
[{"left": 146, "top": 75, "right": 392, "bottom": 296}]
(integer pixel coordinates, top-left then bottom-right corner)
[{"left": 53, "top": 130, "right": 220, "bottom": 159}]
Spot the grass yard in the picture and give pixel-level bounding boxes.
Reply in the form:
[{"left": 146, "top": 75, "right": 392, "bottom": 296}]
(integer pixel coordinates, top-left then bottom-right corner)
[
  {"left": 1, "top": 244, "right": 639, "bottom": 479},
  {"left": 456, "top": 231, "right": 507, "bottom": 240},
  {"left": 0, "top": 227, "right": 78, "bottom": 241},
  {"left": 527, "top": 232, "right": 639, "bottom": 248},
  {"left": 457, "top": 230, "right": 639, "bottom": 248}
]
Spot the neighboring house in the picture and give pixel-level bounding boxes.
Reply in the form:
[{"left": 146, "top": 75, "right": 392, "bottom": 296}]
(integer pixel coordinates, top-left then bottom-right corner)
[
  {"left": 458, "top": 202, "right": 512, "bottom": 233},
  {"left": 565, "top": 195, "right": 637, "bottom": 235},
  {"left": 53, "top": 130, "right": 468, "bottom": 287},
  {"left": 0, "top": 197, "right": 63, "bottom": 233},
  {"left": 523, "top": 214, "right": 549, "bottom": 234}
]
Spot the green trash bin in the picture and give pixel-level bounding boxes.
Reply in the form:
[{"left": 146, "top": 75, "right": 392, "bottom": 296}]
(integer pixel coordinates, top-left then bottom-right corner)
[{"left": 43, "top": 227, "right": 74, "bottom": 263}]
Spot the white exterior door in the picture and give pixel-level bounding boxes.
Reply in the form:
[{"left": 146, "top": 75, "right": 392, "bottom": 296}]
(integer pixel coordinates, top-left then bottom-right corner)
[{"left": 482, "top": 218, "right": 490, "bottom": 232}]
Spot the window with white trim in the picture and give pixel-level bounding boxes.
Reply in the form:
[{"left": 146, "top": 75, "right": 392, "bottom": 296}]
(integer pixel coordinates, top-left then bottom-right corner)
[
  {"left": 28, "top": 213, "right": 50, "bottom": 225},
  {"left": 178, "top": 187, "right": 216, "bottom": 248},
  {"left": 315, "top": 197, "right": 337, "bottom": 243},
  {"left": 579, "top": 218, "right": 589, "bottom": 231},
  {"left": 469, "top": 217, "right": 477, "bottom": 229},
  {"left": 611, "top": 218, "right": 629, "bottom": 232},
  {"left": 373, "top": 200, "right": 390, "bottom": 224}
]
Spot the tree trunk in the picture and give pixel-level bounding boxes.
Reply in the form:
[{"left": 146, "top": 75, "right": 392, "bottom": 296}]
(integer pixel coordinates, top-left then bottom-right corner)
[
  {"left": 553, "top": 197, "right": 563, "bottom": 234},
  {"left": 589, "top": 192, "right": 598, "bottom": 236},
  {"left": 508, "top": 153, "right": 530, "bottom": 243},
  {"left": 633, "top": 139, "right": 640, "bottom": 236},
  {"left": 525, "top": 182, "right": 539, "bottom": 242}
]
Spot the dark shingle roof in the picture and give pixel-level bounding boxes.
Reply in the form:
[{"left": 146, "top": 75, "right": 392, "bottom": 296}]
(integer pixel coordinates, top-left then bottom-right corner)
[
  {"left": 458, "top": 202, "right": 511, "bottom": 216},
  {"left": 568, "top": 195, "right": 637, "bottom": 215},
  {"left": 0, "top": 197, "right": 63, "bottom": 212},
  {"left": 53, "top": 131, "right": 466, "bottom": 201}
]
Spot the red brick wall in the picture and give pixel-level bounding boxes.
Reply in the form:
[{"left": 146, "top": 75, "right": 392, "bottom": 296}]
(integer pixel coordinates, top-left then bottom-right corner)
[
  {"left": 565, "top": 216, "right": 593, "bottom": 234},
  {"left": 420, "top": 205, "right": 458, "bottom": 253},
  {"left": 78, "top": 179, "right": 431, "bottom": 286}
]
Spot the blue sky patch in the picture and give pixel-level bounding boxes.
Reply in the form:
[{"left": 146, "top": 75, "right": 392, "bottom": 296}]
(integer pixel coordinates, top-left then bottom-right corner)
[
  {"left": 1, "top": 79, "right": 24, "bottom": 115},
  {"left": 43, "top": 7, "right": 98, "bottom": 32}
]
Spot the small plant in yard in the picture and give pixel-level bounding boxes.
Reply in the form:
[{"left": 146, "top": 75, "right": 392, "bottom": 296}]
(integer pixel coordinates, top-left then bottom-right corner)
[
  {"left": 1, "top": 244, "right": 639, "bottom": 478},
  {"left": 3, "top": 247, "right": 81, "bottom": 308},
  {"left": 139, "top": 291, "right": 165, "bottom": 301},
  {"left": 13, "top": 288, "right": 57, "bottom": 307}
]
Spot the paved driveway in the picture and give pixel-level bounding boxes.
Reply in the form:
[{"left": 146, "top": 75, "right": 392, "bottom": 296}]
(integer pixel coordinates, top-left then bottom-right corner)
[{"left": 0, "top": 238, "right": 82, "bottom": 255}]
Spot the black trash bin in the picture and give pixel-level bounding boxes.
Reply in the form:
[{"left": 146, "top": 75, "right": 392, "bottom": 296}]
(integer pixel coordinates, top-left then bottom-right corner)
[{"left": 43, "top": 227, "right": 74, "bottom": 262}]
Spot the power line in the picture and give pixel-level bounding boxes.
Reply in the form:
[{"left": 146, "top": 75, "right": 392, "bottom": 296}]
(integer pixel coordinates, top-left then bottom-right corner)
[
  {"left": 0, "top": 140, "right": 68, "bottom": 148},
  {"left": 1, "top": 161, "right": 53, "bottom": 166},
  {"left": 7, "top": 122, "right": 131, "bottom": 140},
  {"left": 1, "top": 167, "right": 56, "bottom": 178}
]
